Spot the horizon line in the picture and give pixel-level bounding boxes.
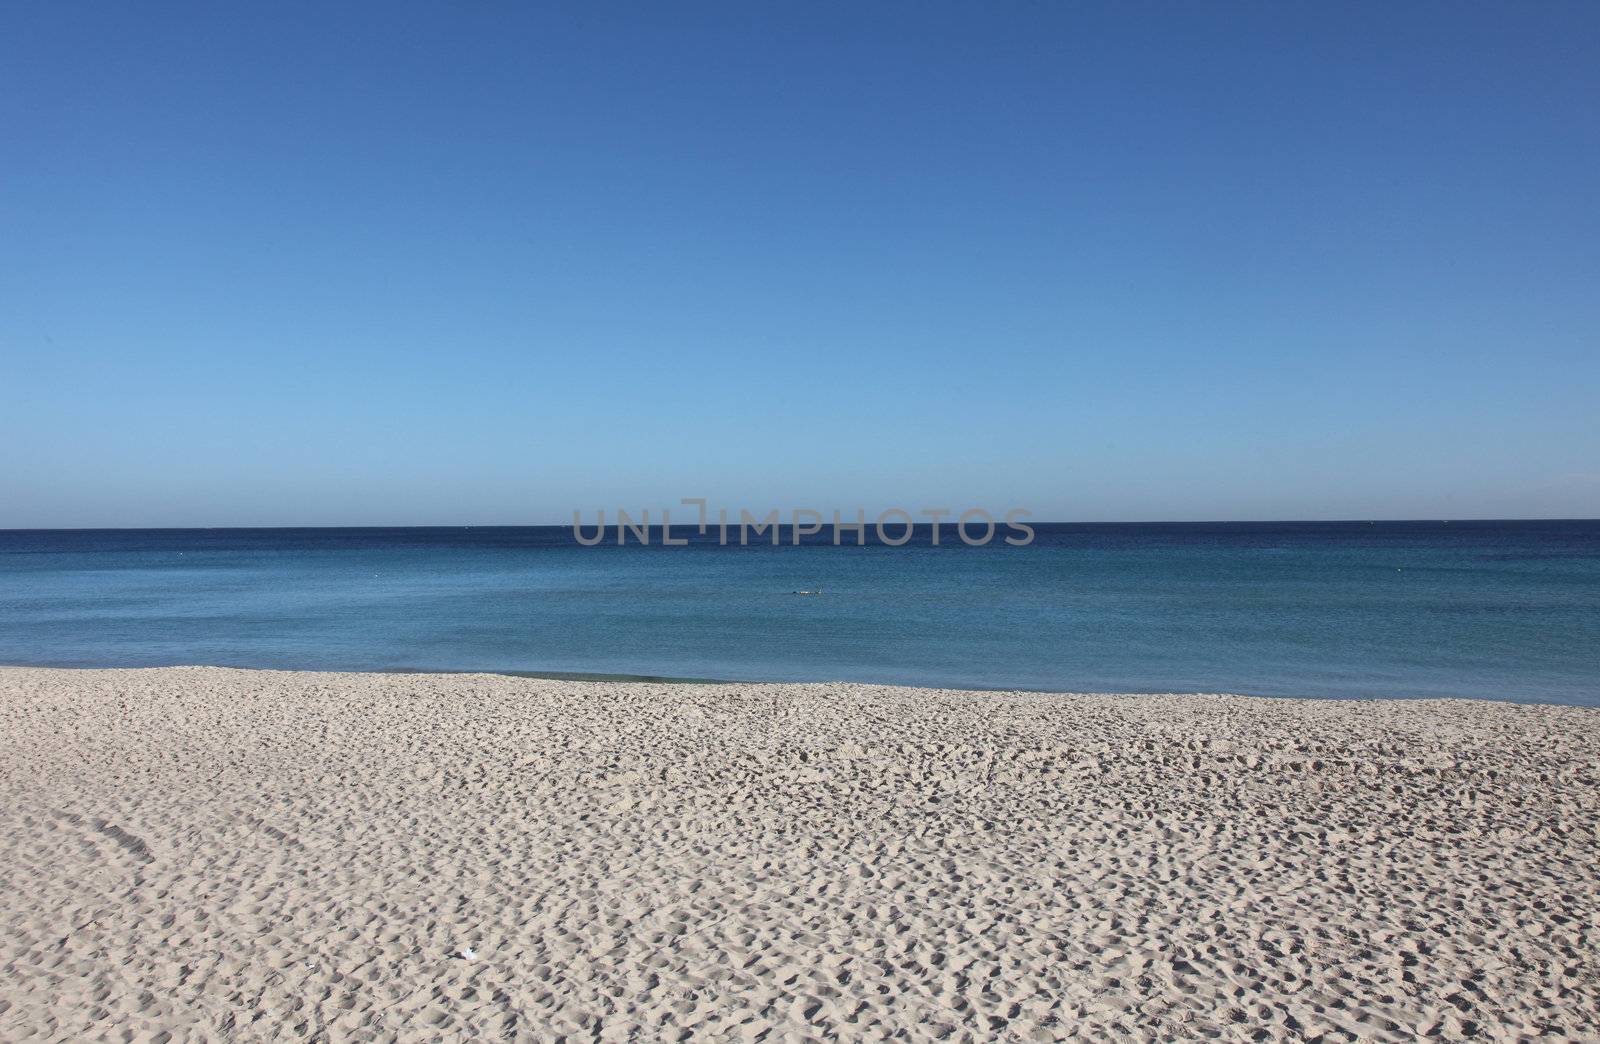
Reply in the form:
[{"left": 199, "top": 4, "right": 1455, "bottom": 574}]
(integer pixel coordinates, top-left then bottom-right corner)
[{"left": 3, "top": 517, "right": 1598, "bottom": 532}]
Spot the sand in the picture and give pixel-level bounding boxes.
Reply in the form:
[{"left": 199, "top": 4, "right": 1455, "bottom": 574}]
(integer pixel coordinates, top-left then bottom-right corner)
[{"left": 0, "top": 667, "right": 1596, "bottom": 1042}]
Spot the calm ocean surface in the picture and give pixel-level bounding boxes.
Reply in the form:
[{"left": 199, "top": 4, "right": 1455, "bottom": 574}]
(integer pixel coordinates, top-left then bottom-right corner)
[{"left": 1, "top": 522, "right": 1596, "bottom": 705}]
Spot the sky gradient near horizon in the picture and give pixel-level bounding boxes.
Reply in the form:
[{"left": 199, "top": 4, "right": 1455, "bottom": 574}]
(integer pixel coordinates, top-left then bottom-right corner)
[{"left": 3, "top": 3, "right": 1598, "bottom": 526}]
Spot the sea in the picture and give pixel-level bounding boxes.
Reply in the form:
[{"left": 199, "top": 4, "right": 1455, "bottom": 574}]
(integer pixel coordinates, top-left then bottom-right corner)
[{"left": 1, "top": 521, "right": 1596, "bottom": 705}]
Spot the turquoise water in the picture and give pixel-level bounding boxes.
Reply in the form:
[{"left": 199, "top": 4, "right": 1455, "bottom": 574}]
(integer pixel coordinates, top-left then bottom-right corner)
[{"left": 0, "top": 522, "right": 1595, "bottom": 704}]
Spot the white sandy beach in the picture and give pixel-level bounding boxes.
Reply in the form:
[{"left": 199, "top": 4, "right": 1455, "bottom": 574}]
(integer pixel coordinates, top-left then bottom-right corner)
[{"left": 1, "top": 666, "right": 1596, "bottom": 1041}]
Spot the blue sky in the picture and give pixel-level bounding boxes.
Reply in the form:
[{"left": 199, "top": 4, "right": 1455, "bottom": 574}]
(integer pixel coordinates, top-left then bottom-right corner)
[{"left": 3, "top": 3, "right": 1597, "bottom": 525}]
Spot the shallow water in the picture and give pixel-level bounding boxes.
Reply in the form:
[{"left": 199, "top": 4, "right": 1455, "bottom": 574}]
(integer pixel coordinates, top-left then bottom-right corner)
[{"left": 1, "top": 521, "right": 1596, "bottom": 704}]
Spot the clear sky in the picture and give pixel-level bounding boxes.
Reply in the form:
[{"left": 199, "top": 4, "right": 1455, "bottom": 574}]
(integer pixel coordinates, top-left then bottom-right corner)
[{"left": 3, "top": 3, "right": 1597, "bottom": 526}]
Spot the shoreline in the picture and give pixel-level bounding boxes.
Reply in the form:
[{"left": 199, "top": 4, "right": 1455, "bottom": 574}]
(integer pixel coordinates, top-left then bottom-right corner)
[
  {"left": 0, "top": 661, "right": 1580, "bottom": 706},
  {"left": 3, "top": 665, "right": 1597, "bottom": 1039}
]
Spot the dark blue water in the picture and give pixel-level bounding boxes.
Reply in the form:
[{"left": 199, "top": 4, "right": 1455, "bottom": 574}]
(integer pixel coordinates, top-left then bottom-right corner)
[{"left": 1, "top": 522, "right": 1596, "bottom": 704}]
